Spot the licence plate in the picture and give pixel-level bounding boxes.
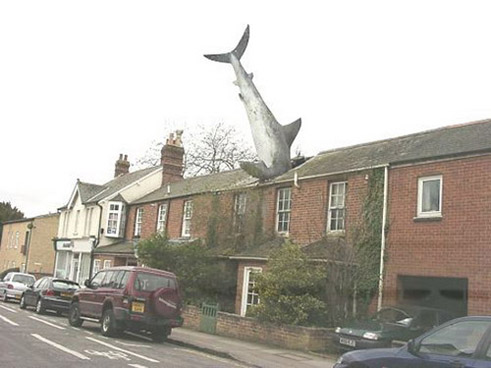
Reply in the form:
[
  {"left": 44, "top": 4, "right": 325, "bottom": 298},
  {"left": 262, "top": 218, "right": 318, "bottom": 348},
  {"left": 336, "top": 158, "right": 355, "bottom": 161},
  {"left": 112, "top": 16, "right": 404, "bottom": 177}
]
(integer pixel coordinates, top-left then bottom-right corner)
[
  {"left": 14, "top": 294, "right": 21, "bottom": 299},
  {"left": 61, "top": 292, "right": 72, "bottom": 298},
  {"left": 131, "top": 302, "right": 145, "bottom": 313},
  {"left": 340, "top": 338, "right": 356, "bottom": 347}
]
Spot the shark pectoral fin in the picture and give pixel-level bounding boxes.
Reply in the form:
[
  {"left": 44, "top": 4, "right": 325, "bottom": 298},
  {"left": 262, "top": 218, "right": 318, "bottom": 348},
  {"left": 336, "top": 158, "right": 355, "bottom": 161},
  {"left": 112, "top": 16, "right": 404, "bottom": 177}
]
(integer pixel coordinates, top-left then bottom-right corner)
[{"left": 283, "top": 118, "right": 302, "bottom": 148}]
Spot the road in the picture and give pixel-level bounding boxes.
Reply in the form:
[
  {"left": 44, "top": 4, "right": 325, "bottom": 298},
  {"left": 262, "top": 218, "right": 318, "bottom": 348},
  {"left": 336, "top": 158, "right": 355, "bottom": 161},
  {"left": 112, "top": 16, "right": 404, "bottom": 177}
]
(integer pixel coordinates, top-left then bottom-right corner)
[{"left": 0, "top": 301, "right": 249, "bottom": 368}]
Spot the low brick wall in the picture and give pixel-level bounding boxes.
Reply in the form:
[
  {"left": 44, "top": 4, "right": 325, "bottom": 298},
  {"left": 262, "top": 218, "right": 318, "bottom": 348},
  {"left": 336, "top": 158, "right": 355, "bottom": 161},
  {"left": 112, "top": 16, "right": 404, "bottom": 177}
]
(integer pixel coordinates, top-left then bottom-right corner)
[{"left": 181, "top": 305, "right": 331, "bottom": 352}]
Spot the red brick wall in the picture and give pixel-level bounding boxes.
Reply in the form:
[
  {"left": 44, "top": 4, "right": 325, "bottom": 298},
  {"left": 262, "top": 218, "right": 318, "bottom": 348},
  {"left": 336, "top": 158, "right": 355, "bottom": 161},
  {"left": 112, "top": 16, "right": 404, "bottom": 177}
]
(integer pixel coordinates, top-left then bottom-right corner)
[{"left": 384, "top": 154, "right": 491, "bottom": 314}]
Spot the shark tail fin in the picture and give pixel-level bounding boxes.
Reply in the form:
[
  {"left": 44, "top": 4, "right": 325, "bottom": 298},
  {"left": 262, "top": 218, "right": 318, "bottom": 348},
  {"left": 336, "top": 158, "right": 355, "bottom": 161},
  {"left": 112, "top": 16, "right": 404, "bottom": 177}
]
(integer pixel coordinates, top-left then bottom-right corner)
[
  {"left": 204, "top": 25, "right": 250, "bottom": 63},
  {"left": 283, "top": 118, "right": 302, "bottom": 148}
]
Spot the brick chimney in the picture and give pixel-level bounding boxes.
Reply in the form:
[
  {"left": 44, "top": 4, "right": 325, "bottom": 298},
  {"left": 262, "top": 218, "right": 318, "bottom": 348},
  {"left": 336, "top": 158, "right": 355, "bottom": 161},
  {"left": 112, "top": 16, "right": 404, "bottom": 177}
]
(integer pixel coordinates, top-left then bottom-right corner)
[
  {"left": 161, "top": 130, "right": 184, "bottom": 186},
  {"left": 114, "top": 154, "right": 130, "bottom": 178}
]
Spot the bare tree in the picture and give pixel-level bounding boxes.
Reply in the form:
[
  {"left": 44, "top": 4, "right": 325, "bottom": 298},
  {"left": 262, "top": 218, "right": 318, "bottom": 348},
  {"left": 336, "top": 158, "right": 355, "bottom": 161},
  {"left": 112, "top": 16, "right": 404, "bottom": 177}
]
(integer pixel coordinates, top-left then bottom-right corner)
[{"left": 135, "top": 122, "right": 256, "bottom": 177}]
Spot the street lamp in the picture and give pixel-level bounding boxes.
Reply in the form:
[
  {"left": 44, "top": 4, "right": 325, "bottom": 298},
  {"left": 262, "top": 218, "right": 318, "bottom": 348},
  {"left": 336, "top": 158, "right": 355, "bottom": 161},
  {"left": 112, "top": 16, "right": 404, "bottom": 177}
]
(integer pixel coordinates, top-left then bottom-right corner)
[{"left": 24, "top": 222, "right": 35, "bottom": 273}]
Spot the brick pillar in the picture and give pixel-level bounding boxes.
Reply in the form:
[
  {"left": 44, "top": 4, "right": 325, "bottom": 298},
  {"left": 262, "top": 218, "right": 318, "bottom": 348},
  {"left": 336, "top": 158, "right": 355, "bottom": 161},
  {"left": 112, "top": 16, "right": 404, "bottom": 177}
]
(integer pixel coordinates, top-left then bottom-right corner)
[
  {"left": 161, "top": 130, "right": 185, "bottom": 186},
  {"left": 114, "top": 154, "right": 130, "bottom": 177}
]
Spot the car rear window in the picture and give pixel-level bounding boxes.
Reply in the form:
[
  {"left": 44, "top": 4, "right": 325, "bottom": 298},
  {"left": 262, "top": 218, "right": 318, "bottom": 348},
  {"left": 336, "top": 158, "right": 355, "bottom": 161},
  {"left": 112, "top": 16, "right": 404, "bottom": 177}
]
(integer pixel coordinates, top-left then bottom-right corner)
[
  {"left": 133, "top": 272, "right": 176, "bottom": 292},
  {"left": 53, "top": 280, "right": 80, "bottom": 290},
  {"left": 12, "top": 275, "right": 35, "bottom": 286}
]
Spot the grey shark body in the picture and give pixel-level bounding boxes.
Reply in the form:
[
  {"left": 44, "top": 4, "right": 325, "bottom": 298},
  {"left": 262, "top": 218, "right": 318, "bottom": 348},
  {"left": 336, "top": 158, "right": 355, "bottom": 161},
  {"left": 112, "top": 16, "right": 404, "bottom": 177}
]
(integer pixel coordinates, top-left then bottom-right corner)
[{"left": 204, "top": 25, "right": 301, "bottom": 180}]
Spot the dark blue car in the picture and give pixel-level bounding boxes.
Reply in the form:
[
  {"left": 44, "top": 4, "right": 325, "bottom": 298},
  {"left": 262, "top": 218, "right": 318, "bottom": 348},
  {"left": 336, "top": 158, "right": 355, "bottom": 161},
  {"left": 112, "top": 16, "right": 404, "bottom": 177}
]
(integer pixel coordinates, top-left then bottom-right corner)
[{"left": 334, "top": 316, "right": 491, "bottom": 367}]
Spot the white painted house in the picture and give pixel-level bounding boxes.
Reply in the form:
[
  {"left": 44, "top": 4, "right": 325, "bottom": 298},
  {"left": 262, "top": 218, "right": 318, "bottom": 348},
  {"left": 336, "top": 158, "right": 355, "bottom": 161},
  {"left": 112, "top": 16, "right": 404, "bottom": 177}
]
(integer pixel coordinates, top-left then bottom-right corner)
[{"left": 54, "top": 154, "right": 163, "bottom": 284}]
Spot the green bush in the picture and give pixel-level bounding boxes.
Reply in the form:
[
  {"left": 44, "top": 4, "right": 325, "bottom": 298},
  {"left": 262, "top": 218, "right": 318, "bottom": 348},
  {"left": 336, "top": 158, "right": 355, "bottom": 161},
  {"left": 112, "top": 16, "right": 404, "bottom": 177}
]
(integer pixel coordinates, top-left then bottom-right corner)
[
  {"left": 248, "top": 242, "right": 328, "bottom": 326},
  {"left": 136, "top": 233, "right": 235, "bottom": 307}
]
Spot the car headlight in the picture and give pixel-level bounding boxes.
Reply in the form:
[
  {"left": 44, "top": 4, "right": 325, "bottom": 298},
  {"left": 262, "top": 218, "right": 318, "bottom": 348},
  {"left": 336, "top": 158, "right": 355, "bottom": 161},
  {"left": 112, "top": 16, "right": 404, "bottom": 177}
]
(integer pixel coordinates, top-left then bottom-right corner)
[
  {"left": 335, "top": 327, "right": 341, "bottom": 333},
  {"left": 362, "top": 332, "right": 379, "bottom": 340}
]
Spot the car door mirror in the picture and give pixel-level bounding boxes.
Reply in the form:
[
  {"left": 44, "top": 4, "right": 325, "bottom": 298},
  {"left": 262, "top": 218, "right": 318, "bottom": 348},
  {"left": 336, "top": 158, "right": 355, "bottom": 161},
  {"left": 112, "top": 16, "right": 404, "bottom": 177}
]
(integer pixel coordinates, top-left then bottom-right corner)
[
  {"left": 84, "top": 279, "right": 91, "bottom": 288},
  {"left": 407, "top": 339, "right": 420, "bottom": 356}
]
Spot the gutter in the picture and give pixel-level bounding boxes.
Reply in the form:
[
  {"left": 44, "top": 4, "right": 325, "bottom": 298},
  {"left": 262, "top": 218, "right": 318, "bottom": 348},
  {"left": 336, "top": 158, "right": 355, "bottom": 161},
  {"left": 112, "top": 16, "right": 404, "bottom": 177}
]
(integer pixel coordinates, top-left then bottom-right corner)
[{"left": 377, "top": 165, "right": 389, "bottom": 311}]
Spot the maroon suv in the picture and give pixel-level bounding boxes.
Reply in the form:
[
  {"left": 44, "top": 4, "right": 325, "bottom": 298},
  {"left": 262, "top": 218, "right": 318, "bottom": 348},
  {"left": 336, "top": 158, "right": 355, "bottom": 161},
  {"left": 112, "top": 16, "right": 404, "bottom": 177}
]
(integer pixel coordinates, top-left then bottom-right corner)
[{"left": 68, "top": 266, "right": 183, "bottom": 342}]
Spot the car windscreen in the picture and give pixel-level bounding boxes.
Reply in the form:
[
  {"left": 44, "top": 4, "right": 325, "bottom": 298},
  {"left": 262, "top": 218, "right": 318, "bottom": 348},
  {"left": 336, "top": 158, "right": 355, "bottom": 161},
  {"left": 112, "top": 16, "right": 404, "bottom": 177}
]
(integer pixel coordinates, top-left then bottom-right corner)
[
  {"left": 133, "top": 273, "right": 176, "bottom": 292},
  {"left": 12, "top": 275, "right": 35, "bottom": 286},
  {"left": 52, "top": 280, "right": 80, "bottom": 290}
]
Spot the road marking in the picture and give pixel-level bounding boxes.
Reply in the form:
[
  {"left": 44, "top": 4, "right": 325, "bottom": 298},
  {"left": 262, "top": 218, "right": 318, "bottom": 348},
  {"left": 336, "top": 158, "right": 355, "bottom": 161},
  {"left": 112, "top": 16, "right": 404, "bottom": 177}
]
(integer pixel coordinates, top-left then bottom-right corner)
[
  {"left": 85, "top": 350, "right": 131, "bottom": 361},
  {"left": 0, "top": 305, "right": 18, "bottom": 313},
  {"left": 86, "top": 337, "right": 159, "bottom": 363},
  {"left": 0, "top": 314, "right": 19, "bottom": 326},
  {"left": 117, "top": 342, "right": 151, "bottom": 348},
  {"left": 31, "top": 334, "right": 90, "bottom": 360},
  {"left": 29, "top": 316, "right": 66, "bottom": 330},
  {"left": 128, "top": 364, "right": 148, "bottom": 368}
]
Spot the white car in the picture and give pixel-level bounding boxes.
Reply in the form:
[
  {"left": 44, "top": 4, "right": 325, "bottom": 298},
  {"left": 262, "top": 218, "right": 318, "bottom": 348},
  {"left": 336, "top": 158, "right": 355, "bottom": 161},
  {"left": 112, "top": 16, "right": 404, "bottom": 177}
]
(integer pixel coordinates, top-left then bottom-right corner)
[{"left": 0, "top": 272, "right": 36, "bottom": 302}]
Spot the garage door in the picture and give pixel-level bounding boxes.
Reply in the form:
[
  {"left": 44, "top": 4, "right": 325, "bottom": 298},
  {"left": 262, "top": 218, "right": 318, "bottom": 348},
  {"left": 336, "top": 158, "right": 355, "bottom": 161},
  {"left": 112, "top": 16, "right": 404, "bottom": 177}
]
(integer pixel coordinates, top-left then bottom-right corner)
[{"left": 398, "top": 275, "right": 468, "bottom": 316}]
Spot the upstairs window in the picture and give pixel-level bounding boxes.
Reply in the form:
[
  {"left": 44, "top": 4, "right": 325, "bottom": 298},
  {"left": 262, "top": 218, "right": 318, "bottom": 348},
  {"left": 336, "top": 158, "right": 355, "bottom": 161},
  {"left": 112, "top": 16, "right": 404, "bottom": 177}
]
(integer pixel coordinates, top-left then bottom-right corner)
[
  {"left": 233, "top": 193, "right": 247, "bottom": 234},
  {"left": 156, "top": 203, "right": 168, "bottom": 233},
  {"left": 134, "top": 207, "right": 144, "bottom": 237},
  {"left": 106, "top": 201, "right": 125, "bottom": 238},
  {"left": 276, "top": 188, "right": 292, "bottom": 234},
  {"left": 328, "top": 182, "right": 347, "bottom": 232},
  {"left": 417, "top": 175, "right": 442, "bottom": 217},
  {"left": 181, "top": 200, "right": 193, "bottom": 237}
]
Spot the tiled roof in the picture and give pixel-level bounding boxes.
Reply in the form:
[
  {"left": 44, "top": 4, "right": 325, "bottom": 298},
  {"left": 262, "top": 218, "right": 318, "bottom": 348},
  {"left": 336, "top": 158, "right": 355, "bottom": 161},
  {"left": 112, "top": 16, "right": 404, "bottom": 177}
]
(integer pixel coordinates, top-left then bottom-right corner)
[
  {"left": 88, "top": 166, "right": 161, "bottom": 202},
  {"left": 274, "top": 119, "right": 491, "bottom": 181},
  {"left": 94, "top": 240, "right": 136, "bottom": 255},
  {"left": 133, "top": 169, "right": 257, "bottom": 204},
  {"left": 78, "top": 182, "right": 106, "bottom": 203}
]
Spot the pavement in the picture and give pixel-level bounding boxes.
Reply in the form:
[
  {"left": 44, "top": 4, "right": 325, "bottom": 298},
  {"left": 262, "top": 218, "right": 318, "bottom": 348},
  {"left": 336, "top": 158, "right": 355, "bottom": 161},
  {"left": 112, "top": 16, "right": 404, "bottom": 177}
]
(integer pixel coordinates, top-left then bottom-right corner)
[{"left": 169, "top": 327, "right": 339, "bottom": 368}]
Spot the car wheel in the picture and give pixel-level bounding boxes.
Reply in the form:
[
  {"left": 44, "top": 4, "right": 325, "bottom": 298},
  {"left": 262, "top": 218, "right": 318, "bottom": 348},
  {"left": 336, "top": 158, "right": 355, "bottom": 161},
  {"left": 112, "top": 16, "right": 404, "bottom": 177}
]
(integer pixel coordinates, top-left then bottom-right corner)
[
  {"left": 19, "top": 295, "right": 27, "bottom": 309},
  {"left": 35, "top": 298, "right": 45, "bottom": 314},
  {"left": 68, "top": 302, "right": 83, "bottom": 327},
  {"left": 151, "top": 327, "right": 170, "bottom": 343},
  {"left": 101, "top": 308, "right": 118, "bottom": 337}
]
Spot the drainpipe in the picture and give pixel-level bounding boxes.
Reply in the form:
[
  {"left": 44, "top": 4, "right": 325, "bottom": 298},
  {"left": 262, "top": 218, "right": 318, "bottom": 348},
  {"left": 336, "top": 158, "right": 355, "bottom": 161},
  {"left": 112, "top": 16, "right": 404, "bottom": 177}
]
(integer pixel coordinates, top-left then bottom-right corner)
[
  {"left": 377, "top": 165, "right": 389, "bottom": 311},
  {"left": 24, "top": 222, "right": 35, "bottom": 273},
  {"left": 89, "top": 202, "right": 103, "bottom": 280}
]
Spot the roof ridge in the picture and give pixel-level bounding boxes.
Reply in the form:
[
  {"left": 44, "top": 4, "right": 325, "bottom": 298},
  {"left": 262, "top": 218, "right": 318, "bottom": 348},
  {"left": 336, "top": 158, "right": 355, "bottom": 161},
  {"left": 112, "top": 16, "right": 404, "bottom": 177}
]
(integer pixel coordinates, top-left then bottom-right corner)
[{"left": 318, "top": 118, "right": 491, "bottom": 156}]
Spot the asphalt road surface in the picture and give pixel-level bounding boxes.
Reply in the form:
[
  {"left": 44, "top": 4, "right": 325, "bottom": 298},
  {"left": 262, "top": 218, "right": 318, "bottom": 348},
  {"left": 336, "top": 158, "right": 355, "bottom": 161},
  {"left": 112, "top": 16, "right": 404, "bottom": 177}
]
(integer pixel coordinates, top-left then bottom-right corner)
[{"left": 0, "top": 301, "right": 248, "bottom": 368}]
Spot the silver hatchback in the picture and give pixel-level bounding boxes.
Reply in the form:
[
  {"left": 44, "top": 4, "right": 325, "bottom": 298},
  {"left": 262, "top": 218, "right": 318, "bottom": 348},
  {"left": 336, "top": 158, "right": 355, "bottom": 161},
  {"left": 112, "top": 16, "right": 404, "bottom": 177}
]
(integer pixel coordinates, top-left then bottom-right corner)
[{"left": 0, "top": 272, "right": 36, "bottom": 302}]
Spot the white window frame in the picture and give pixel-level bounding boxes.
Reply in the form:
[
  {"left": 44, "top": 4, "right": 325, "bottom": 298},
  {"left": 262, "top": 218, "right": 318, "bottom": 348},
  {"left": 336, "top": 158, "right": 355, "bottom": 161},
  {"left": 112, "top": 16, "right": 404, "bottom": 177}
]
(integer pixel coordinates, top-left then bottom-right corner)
[
  {"left": 14, "top": 231, "right": 19, "bottom": 249},
  {"left": 276, "top": 187, "right": 292, "bottom": 234},
  {"left": 106, "top": 201, "right": 124, "bottom": 238},
  {"left": 233, "top": 193, "right": 247, "bottom": 234},
  {"left": 93, "top": 259, "right": 101, "bottom": 275},
  {"left": 134, "top": 207, "right": 144, "bottom": 237},
  {"left": 181, "top": 200, "right": 193, "bottom": 237},
  {"left": 74, "top": 210, "right": 80, "bottom": 235},
  {"left": 156, "top": 203, "right": 168, "bottom": 233},
  {"left": 240, "top": 267, "right": 262, "bottom": 316},
  {"left": 327, "top": 181, "right": 347, "bottom": 232},
  {"left": 103, "top": 260, "right": 112, "bottom": 269},
  {"left": 417, "top": 175, "right": 443, "bottom": 218}
]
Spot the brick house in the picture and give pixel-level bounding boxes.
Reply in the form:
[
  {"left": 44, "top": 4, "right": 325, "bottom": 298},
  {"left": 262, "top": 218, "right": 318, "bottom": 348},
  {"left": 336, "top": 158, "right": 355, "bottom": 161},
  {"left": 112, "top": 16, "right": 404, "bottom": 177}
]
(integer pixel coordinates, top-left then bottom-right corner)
[
  {"left": 381, "top": 120, "right": 491, "bottom": 316},
  {"left": 0, "top": 213, "right": 59, "bottom": 279}
]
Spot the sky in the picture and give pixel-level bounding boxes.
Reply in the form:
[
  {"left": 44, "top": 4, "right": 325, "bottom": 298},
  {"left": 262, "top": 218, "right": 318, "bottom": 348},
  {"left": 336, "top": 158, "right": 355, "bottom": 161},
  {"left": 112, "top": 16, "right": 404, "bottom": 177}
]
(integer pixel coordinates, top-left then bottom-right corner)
[{"left": 2, "top": 1, "right": 491, "bottom": 218}]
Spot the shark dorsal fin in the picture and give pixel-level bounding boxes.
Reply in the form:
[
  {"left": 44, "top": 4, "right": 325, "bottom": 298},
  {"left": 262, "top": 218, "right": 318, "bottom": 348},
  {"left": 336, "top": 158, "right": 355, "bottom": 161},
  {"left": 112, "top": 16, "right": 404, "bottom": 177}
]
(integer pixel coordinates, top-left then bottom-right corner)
[{"left": 282, "top": 118, "right": 302, "bottom": 148}]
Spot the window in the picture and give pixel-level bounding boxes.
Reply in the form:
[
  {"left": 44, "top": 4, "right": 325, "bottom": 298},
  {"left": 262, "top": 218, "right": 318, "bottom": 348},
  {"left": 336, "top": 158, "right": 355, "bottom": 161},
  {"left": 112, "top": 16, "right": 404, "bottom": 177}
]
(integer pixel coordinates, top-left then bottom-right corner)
[
  {"left": 134, "top": 207, "right": 144, "bottom": 237},
  {"left": 74, "top": 210, "right": 80, "bottom": 235},
  {"left": 90, "top": 271, "right": 105, "bottom": 288},
  {"left": 103, "top": 259, "right": 112, "bottom": 269},
  {"left": 233, "top": 193, "right": 247, "bottom": 233},
  {"left": 328, "top": 181, "right": 347, "bottom": 232},
  {"left": 101, "top": 271, "right": 116, "bottom": 287},
  {"left": 156, "top": 203, "right": 168, "bottom": 233},
  {"left": 106, "top": 201, "right": 125, "bottom": 237},
  {"left": 93, "top": 259, "right": 101, "bottom": 274},
  {"left": 240, "top": 267, "right": 262, "bottom": 316},
  {"left": 276, "top": 188, "right": 291, "bottom": 234},
  {"left": 417, "top": 175, "right": 442, "bottom": 217},
  {"left": 181, "top": 200, "right": 193, "bottom": 237},
  {"left": 14, "top": 231, "right": 19, "bottom": 248}
]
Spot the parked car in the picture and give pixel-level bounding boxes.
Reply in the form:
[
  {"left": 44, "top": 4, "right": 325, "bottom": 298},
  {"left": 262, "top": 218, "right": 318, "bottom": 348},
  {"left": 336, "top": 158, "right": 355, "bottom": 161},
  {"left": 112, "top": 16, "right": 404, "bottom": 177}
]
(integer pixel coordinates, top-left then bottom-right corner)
[
  {"left": 334, "top": 316, "right": 491, "bottom": 367},
  {"left": 334, "top": 305, "right": 456, "bottom": 350},
  {"left": 20, "top": 277, "right": 80, "bottom": 314},
  {"left": 0, "top": 272, "right": 36, "bottom": 302},
  {"left": 68, "top": 266, "right": 183, "bottom": 342}
]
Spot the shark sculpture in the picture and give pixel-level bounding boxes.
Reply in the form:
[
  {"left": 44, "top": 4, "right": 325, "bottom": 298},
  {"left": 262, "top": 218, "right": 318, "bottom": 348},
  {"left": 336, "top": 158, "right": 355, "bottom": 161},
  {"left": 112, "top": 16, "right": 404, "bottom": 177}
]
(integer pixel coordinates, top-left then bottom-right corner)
[{"left": 204, "top": 25, "right": 301, "bottom": 180}]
